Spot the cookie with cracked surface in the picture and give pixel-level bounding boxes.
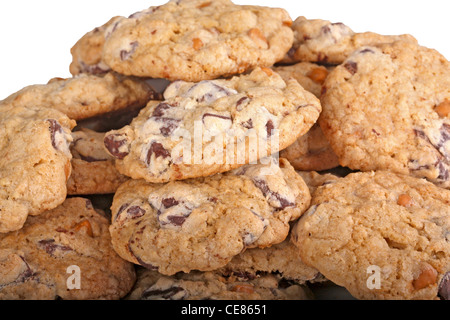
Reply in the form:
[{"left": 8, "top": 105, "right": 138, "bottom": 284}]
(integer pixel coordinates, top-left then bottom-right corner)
[
  {"left": 127, "top": 268, "right": 312, "bottom": 300},
  {"left": 320, "top": 41, "right": 450, "bottom": 189},
  {"left": 67, "top": 128, "right": 129, "bottom": 195},
  {"left": 100, "top": 0, "right": 294, "bottom": 81},
  {"left": 104, "top": 67, "right": 321, "bottom": 183},
  {"left": 0, "top": 104, "right": 75, "bottom": 234},
  {"left": 69, "top": 16, "right": 122, "bottom": 76},
  {"left": 0, "top": 197, "right": 136, "bottom": 300},
  {"left": 283, "top": 16, "right": 417, "bottom": 65},
  {"left": 292, "top": 171, "right": 450, "bottom": 300},
  {"left": 1, "top": 72, "right": 158, "bottom": 120},
  {"left": 109, "top": 158, "right": 311, "bottom": 275}
]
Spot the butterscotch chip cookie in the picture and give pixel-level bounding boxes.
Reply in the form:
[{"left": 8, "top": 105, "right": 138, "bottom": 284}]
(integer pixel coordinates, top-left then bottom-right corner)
[
  {"left": 100, "top": 0, "right": 294, "bottom": 81},
  {"left": 104, "top": 67, "right": 321, "bottom": 183},
  {"left": 127, "top": 268, "right": 312, "bottom": 300},
  {"left": 109, "top": 158, "right": 311, "bottom": 275},
  {"left": 0, "top": 105, "right": 75, "bottom": 234},
  {"left": 70, "top": 16, "right": 123, "bottom": 76},
  {"left": 0, "top": 197, "right": 136, "bottom": 300},
  {"left": 67, "top": 128, "right": 129, "bottom": 195},
  {"left": 1, "top": 72, "right": 158, "bottom": 120},
  {"left": 320, "top": 41, "right": 450, "bottom": 188},
  {"left": 283, "top": 16, "right": 417, "bottom": 65},
  {"left": 292, "top": 171, "right": 450, "bottom": 300}
]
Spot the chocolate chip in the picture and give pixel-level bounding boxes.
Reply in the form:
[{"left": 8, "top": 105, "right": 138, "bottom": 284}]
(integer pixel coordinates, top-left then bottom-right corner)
[
  {"left": 252, "top": 179, "right": 295, "bottom": 209},
  {"left": 162, "top": 198, "right": 179, "bottom": 208},
  {"left": 146, "top": 142, "right": 170, "bottom": 166},
  {"left": 152, "top": 102, "right": 173, "bottom": 117},
  {"left": 155, "top": 118, "right": 180, "bottom": 137},
  {"left": 79, "top": 61, "right": 111, "bottom": 75},
  {"left": 141, "top": 286, "right": 187, "bottom": 300},
  {"left": 202, "top": 113, "right": 232, "bottom": 122},
  {"left": 120, "top": 41, "right": 139, "bottom": 61},
  {"left": 127, "top": 206, "right": 146, "bottom": 219},
  {"left": 37, "top": 239, "right": 72, "bottom": 256},
  {"left": 47, "top": 119, "right": 62, "bottom": 150},
  {"left": 321, "top": 25, "right": 331, "bottom": 34},
  {"left": 79, "top": 154, "right": 107, "bottom": 162},
  {"left": 266, "top": 120, "right": 275, "bottom": 137},
  {"left": 241, "top": 119, "right": 253, "bottom": 129},
  {"left": 127, "top": 242, "right": 159, "bottom": 271},
  {"left": 344, "top": 61, "right": 358, "bottom": 75},
  {"left": 167, "top": 215, "right": 187, "bottom": 227},
  {"left": 104, "top": 134, "right": 129, "bottom": 159},
  {"left": 439, "top": 272, "right": 450, "bottom": 300},
  {"left": 359, "top": 48, "right": 375, "bottom": 54},
  {"left": 236, "top": 97, "right": 250, "bottom": 111},
  {"left": 317, "top": 52, "right": 328, "bottom": 63}
]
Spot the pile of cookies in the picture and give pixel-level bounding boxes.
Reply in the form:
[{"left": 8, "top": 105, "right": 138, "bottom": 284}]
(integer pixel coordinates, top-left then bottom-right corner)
[{"left": 0, "top": 0, "right": 448, "bottom": 300}]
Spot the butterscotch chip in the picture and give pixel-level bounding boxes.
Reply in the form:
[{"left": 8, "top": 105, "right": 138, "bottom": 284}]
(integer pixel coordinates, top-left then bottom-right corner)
[{"left": 435, "top": 100, "right": 450, "bottom": 118}]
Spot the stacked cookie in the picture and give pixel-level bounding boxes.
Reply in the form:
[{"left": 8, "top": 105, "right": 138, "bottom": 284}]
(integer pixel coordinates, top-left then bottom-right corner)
[{"left": 0, "top": 0, "right": 448, "bottom": 301}]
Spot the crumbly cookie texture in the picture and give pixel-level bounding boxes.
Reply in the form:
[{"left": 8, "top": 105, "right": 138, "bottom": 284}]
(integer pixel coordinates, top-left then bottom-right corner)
[
  {"left": 69, "top": 16, "right": 123, "bottom": 76},
  {"left": 1, "top": 72, "right": 158, "bottom": 121},
  {"left": 0, "top": 104, "right": 75, "bottom": 234},
  {"left": 104, "top": 67, "right": 321, "bottom": 183},
  {"left": 101, "top": 0, "right": 294, "bottom": 81},
  {"left": 109, "top": 158, "right": 311, "bottom": 275},
  {"left": 127, "top": 268, "right": 312, "bottom": 300},
  {"left": 283, "top": 16, "right": 417, "bottom": 65},
  {"left": 67, "top": 128, "right": 129, "bottom": 195},
  {"left": 220, "top": 231, "right": 321, "bottom": 284},
  {"left": 0, "top": 197, "right": 136, "bottom": 300},
  {"left": 320, "top": 41, "right": 450, "bottom": 189},
  {"left": 292, "top": 171, "right": 450, "bottom": 300}
]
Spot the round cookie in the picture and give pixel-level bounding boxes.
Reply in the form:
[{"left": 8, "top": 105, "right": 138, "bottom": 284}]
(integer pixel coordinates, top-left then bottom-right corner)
[
  {"left": 1, "top": 72, "right": 158, "bottom": 121},
  {"left": 320, "top": 41, "right": 450, "bottom": 189},
  {"left": 0, "top": 104, "right": 75, "bottom": 234},
  {"left": 292, "top": 171, "right": 450, "bottom": 300},
  {"left": 0, "top": 197, "right": 136, "bottom": 300},
  {"left": 127, "top": 268, "right": 312, "bottom": 300},
  {"left": 69, "top": 16, "right": 123, "bottom": 76},
  {"left": 109, "top": 158, "right": 311, "bottom": 275},
  {"left": 104, "top": 67, "right": 321, "bottom": 183},
  {"left": 101, "top": 0, "right": 294, "bottom": 81},
  {"left": 283, "top": 16, "right": 417, "bottom": 65},
  {"left": 67, "top": 128, "right": 129, "bottom": 195},
  {"left": 296, "top": 170, "right": 341, "bottom": 195}
]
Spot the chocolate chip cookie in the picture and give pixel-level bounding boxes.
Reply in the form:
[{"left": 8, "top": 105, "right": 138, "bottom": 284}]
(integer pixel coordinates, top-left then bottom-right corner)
[
  {"left": 109, "top": 158, "right": 311, "bottom": 275},
  {"left": 284, "top": 16, "right": 417, "bottom": 65},
  {"left": 0, "top": 197, "right": 136, "bottom": 300},
  {"left": 127, "top": 268, "right": 312, "bottom": 300},
  {"left": 320, "top": 41, "right": 450, "bottom": 188},
  {"left": 100, "top": 0, "right": 294, "bottom": 81},
  {"left": 0, "top": 104, "right": 75, "bottom": 233},
  {"left": 67, "top": 128, "right": 129, "bottom": 195},
  {"left": 292, "top": 171, "right": 450, "bottom": 300},
  {"left": 104, "top": 67, "right": 321, "bottom": 183},
  {"left": 1, "top": 72, "right": 158, "bottom": 120}
]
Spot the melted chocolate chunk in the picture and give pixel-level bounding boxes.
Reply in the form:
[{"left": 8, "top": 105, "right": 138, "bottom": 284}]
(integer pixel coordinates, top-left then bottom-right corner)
[
  {"left": 156, "top": 118, "right": 180, "bottom": 137},
  {"left": 439, "top": 272, "right": 450, "bottom": 300},
  {"left": 104, "top": 134, "right": 129, "bottom": 159},
  {"left": 167, "top": 215, "right": 187, "bottom": 227},
  {"left": 202, "top": 113, "right": 232, "bottom": 122},
  {"left": 152, "top": 102, "right": 173, "bottom": 117},
  {"left": 162, "top": 198, "right": 179, "bottom": 208},
  {"left": 344, "top": 61, "right": 358, "bottom": 75},
  {"left": 47, "top": 119, "right": 63, "bottom": 150},
  {"left": 141, "top": 286, "right": 186, "bottom": 300},
  {"left": 146, "top": 142, "right": 171, "bottom": 166},
  {"left": 266, "top": 120, "right": 275, "bottom": 137},
  {"left": 241, "top": 119, "right": 253, "bottom": 129},
  {"left": 37, "top": 239, "right": 72, "bottom": 256},
  {"left": 120, "top": 41, "right": 139, "bottom": 61},
  {"left": 252, "top": 179, "right": 295, "bottom": 209}
]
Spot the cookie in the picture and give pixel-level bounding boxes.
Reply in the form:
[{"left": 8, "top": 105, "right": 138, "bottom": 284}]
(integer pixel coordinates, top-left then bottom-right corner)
[
  {"left": 296, "top": 170, "right": 341, "bottom": 195},
  {"left": 0, "top": 197, "right": 136, "bottom": 300},
  {"left": 104, "top": 67, "right": 321, "bottom": 183},
  {"left": 1, "top": 72, "right": 158, "bottom": 121},
  {"left": 283, "top": 16, "right": 417, "bottom": 65},
  {"left": 292, "top": 171, "right": 450, "bottom": 300},
  {"left": 320, "top": 41, "right": 450, "bottom": 189},
  {"left": 109, "top": 158, "right": 311, "bottom": 275},
  {"left": 67, "top": 128, "right": 129, "bottom": 195},
  {"left": 220, "top": 229, "right": 322, "bottom": 284},
  {"left": 0, "top": 104, "right": 75, "bottom": 234},
  {"left": 69, "top": 16, "right": 122, "bottom": 76},
  {"left": 127, "top": 268, "right": 312, "bottom": 300},
  {"left": 100, "top": 0, "right": 294, "bottom": 81}
]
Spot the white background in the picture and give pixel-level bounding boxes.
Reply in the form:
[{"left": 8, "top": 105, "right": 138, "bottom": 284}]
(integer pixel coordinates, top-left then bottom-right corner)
[{"left": 0, "top": 0, "right": 448, "bottom": 100}]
